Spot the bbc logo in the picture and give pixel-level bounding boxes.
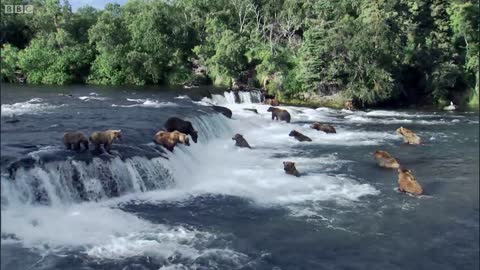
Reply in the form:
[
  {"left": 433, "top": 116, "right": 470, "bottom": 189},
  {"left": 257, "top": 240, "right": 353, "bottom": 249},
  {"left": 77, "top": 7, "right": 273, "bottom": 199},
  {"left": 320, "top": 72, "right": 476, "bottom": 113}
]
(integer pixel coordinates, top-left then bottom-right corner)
[{"left": 4, "top": 5, "right": 34, "bottom": 14}]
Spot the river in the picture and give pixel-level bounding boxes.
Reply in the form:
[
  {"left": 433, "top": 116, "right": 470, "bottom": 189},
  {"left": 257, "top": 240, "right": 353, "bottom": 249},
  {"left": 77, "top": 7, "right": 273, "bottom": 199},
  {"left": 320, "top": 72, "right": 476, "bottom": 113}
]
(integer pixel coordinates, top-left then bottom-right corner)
[{"left": 1, "top": 84, "right": 479, "bottom": 270}]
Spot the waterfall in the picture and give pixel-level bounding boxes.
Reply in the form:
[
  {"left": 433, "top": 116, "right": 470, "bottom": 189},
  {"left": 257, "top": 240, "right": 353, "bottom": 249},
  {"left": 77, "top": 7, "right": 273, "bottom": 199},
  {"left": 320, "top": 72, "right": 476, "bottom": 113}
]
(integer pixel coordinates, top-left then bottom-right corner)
[
  {"left": 1, "top": 113, "right": 235, "bottom": 207},
  {"left": 224, "top": 91, "right": 237, "bottom": 104},
  {"left": 1, "top": 155, "right": 175, "bottom": 206},
  {"left": 207, "top": 91, "right": 262, "bottom": 105}
]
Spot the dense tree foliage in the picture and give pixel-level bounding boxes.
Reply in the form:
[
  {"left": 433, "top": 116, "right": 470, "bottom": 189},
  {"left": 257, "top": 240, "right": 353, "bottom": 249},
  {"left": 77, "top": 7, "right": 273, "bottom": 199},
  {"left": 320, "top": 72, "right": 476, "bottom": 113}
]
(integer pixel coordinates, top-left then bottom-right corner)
[{"left": 1, "top": 0, "right": 478, "bottom": 106}]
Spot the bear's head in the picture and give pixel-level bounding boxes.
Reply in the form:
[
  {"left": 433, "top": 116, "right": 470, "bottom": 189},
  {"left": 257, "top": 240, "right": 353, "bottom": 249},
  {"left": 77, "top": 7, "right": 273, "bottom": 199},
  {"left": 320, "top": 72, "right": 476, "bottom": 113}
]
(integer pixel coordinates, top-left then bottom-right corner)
[
  {"left": 289, "top": 130, "right": 299, "bottom": 137},
  {"left": 112, "top": 130, "right": 122, "bottom": 140},
  {"left": 232, "top": 134, "right": 243, "bottom": 141},
  {"left": 267, "top": 107, "right": 275, "bottom": 112},
  {"left": 373, "top": 150, "right": 384, "bottom": 158},
  {"left": 283, "top": 161, "right": 296, "bottom": 170},
  {"left": 190, "top": 130, "right": 198, "bottom": 143},
  {"left": 396, "top": 127, "right": 405, "bottom": 135}
]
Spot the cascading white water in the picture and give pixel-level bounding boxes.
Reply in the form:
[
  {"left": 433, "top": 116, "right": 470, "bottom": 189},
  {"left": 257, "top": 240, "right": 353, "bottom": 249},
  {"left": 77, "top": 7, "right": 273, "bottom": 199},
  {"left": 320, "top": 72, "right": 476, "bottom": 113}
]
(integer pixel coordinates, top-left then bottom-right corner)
[
  {"left": 224, "top": 91, "right": 237, "bottom": 104},
  {"left": 206, "top": 90, "right": 262, "bottom": 105},
  {"left": 1, "top": 156, "right": 173, "bottom": 207},
  {"left": 238, "top": 91, "right": 261, "bottom": 103}
]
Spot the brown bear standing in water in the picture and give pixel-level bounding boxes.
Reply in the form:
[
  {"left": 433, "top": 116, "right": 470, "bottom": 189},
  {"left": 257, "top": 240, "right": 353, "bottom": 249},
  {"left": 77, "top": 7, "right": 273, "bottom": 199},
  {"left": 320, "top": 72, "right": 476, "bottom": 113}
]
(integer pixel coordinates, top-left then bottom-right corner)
[
  {"left": 396, "top": 126, "right": 421, "bottom": 145},
  {"left": 397, "top": 168, "right": 423, "bottom": 195},
  {"left": 232, "top": 134, "right": 251, "bottom": 148},
  {"left": 310, "top": 122, "right": 336, "bottom": 133},
  {"left": 264, "top": 99, "right": 280, "bottom": 106},
  {"left": 373, "top": 150, "right": 400, "bottom": 169},
  {"left": 283, "top": 161, "right": 300, "bottom": 177},
  {"left": 289, "top": 130, "right": 312, "bottom": 142},
  {"left": 89, "top": 129, "right": 122, "bottom": 154},
  {"left": 63, "top": 132, "right": 89, "bottom": 151},
  {"left": 267, "top": 107, "right": 291, "bottom": 123},
  {"left": 153, "top": 130, "right": 190, "bottom": 152}
]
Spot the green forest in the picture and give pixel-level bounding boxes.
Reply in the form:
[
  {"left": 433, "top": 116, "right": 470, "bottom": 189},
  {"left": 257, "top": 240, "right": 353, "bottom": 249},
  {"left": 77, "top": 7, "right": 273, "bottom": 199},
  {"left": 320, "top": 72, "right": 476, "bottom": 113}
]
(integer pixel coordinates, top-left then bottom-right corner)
[{"left": 1, "top": 0, "right": 479, "bottom": 107}]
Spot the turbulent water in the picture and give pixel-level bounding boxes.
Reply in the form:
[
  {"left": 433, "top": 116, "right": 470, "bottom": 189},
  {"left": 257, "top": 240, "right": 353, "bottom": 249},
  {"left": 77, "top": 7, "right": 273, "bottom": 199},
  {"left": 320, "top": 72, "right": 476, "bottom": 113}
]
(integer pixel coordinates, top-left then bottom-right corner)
[{"left": 1, "top": 84, "right": 478, "bottom": 270}]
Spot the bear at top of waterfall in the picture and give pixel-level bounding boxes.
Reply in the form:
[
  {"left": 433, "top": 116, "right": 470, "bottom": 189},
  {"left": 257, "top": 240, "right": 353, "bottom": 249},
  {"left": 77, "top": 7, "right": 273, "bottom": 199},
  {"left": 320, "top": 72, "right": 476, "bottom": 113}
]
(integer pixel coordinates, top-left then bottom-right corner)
[
  {"left": 212, "top": 105, "right": 233, "bottom": 118},
  {"left": 153, "top": 130, "right": 190, "bottom": 152},
  {"left": 310, "top": 122, "right": 336, "bottom": 134},
  {"left": 373, "top": 150, "right": 400, "bottom": 169},
  {"left": 232, "top": 134, "right": 251, "bottom": 148},
  {"left": 264, "top": 98, "right": 280, "bottom": 106},
  {"left": 63, "top": 132, "right": 89, "bottom": 151},
  {"left": 164, "top": 117, "right": 198, "bottom": 143},
  {"left": 283, "top": 161, "right": 300, "bottom": 177},
  {"left": 267, "top": 107, "right": 291, "bottom": 123},
  {"left": 89, "top": 129, "right": 122, "bottom": 154},
  {"left": 396, "top": 126, "right": 421, "bottom": 145},
  {"left": 397, "top": 168, "right": 423, "bottom": 195},
  {"left": 289, "top": 130, "right": 312, "bottom": 142}
]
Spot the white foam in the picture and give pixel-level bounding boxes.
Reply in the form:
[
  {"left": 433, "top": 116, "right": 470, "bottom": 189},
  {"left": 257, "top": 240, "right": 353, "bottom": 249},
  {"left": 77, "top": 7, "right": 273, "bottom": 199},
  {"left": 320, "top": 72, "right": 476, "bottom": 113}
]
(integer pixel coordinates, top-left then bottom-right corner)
[
  {"left": 174, "top": 95, "right": 191, "bottom": 100},
  {"left": 112, "top": 98, "right": 178, "bottom": 108},
  {"left": 140, "top": 133, "right": 379, "bottom": 206},
  {"left": 1, "top": 98, "right": 63, "bottom": 117},
  {"left": 78, "top": 95, "right": 109, "bottom": 101},
  {"left": 1, "top": 204, "right": 152, "bottom": 248}
]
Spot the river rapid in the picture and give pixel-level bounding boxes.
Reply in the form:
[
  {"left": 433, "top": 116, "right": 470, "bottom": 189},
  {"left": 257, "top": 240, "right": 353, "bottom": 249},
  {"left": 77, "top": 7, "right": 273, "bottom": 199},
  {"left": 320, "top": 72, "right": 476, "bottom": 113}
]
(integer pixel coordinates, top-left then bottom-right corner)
[{"left": 1, "top": 84, "right": 479, "bottom": 270}]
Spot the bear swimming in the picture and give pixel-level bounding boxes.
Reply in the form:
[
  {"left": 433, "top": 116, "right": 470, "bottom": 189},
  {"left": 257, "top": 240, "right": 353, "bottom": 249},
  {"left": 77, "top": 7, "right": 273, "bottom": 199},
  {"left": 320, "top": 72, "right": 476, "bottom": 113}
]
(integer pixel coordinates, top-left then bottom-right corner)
[
  {"left": 267, "top": 107, "right": 291, "bottom": 123},
  {"left": 397, "top": 168, "right": 423, "bottom": 195},
  {"left": 264, "top": 98, "right": 280, "bottom": 106},
  {"left": 373, "top": 150, "right": 400, "bottom": 169},
  {"left": 63, "top": 132, "right": 89, "bottom": 151},
  {"left": 232, "top": 134, "right": 251, "bottom": 148},
  {"left": 153, "top": 130, "right": 190, "bottom": 152},
  {"left": 396, "top": 126, "right": 421, "bottom": 145},
  {"left": 310, "top": 122, "right": 336, "bottom": 133},
  {"left": 164, "top": 117, "right": 198, "bottom": 143},
  {"left": 289, "top": 130, "right": 312, "bottom": 142},
  {"left": 283, "top": 161, "right": 300, "bottom": 177},
  {"left": 89, "top": 129, "right": 122, "bottom": 154},
  {"left": 212, "top": 105, "right": 233, "bottom": 118}
]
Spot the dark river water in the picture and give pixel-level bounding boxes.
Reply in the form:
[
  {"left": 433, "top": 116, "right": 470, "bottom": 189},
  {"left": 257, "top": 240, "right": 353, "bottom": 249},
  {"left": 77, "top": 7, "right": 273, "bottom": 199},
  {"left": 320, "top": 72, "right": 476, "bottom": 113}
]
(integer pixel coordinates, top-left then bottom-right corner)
[{"left": 1, "top": 84, "right": 479, "bottom": 270}]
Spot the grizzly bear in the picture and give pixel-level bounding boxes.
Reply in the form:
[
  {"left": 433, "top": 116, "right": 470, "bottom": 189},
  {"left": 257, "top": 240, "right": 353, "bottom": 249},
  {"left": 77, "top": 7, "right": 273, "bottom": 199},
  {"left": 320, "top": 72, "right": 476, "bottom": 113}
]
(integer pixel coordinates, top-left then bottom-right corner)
[
  {"left": 63, "top": 132, "right": 89, "bottom": 151},
  {"left": 89, "top": 129, "right": 122, "bottom": 154},
  {"left": 283, "top": 161, "right": 300, "bottom": 177},
  {"left": 264, "top": 99, "right": 280, "bottom": 106},
  {"left": 310, "top": 122, "right": 336, "bottom": 133},
  {"left": 267, "top": 107, "right": 291, "bottom": 123},
  {"left": 212, "top": 105, "right": 233, "bottom": 118},
  {"left": 396, "top": 126, "right": 421, "bottom": 145},
  {"left": 164, "top": 117, "right": 198, "bottom": 143},
  {"left": 289, "top": 130, "right": 312, "bottom": 142},
  {"left": 397, "top": 168, "right": 423, "bottom": 195},
  {"left": 373, "top": 150, "right": 400, "bottom": 169},
  {"left": 344, "top": 100, "right": 355, "bottom": 110},
  {"left": 153, "top": 130, "right": 190, "bottom": 152},
  {"left": 232, "top": 134, "right": 251, "bottom": 148}
]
